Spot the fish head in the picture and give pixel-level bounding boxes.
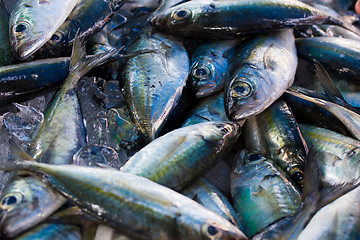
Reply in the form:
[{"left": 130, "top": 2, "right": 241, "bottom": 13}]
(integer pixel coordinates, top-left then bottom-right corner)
[
  {"left": 277, "top": 148, "right": 305, "bottom": 188},
  {"left": 151, "top": 5, "right": 196, "bottom": 32},
  {"left": 45, "top": 20, "right": 70, "bottom": 50},
  {"left": 46, "top": 28, "right": 68, "bottom": 49},
  {"left": 0, "top": 174, "right": 64, "bottom": 238},
  {"left": 199, "top": 221, "right": 247, "bottom": 240},
  {"left": 10, "top": 4, "right": 51, "bottom": 59},
  {"left": 225, "top": 66, "right": 271, "bottom": 121},
  {"left": 191, "top": 59, "right": 220, "bottom": 98}
]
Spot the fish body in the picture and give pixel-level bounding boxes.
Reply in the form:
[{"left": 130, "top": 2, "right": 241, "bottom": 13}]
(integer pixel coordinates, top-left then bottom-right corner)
[
  {"left": 9, "top": 0, "right": 79, "bottom": 59},
  {"left": 0, "top": 57, "right": 70, "bottom": 104},
  {"left": 123, "top": 28, "right": 189, "bottom": 141},
  {"left": 182, "top": 91, "right": 228, "bottom": 127},
  {"left": 231, "top": 151, "right": 301, "bottom": 237},
  {"left": 121, "top": 121, "right": 240, "bottom": 191},
  {"left": 283, "top": 92, "right": 351, "bottom": 136},
  {"left": 244, "top": 99, "right": 307, "bottom": 187},
  {"left": 296, "top": 37, "right": 360, "bottom": 82},
  {"left": 182, "top": 177, "right": 244, "bottom": 230},
  {"left": 14, "top": 223, "right": 82, "bottom": 240},
  {"left": 300, "top": 124, "right": 360, "bottom": 186},
  {"left": 286, "top": 87, "right": 360, "bottom": 141},
  {"left": 2, "top": 161, "right": 248, "bottom": 240},
  {"left": 151, "top": 0, "right": 345, "bottom": 38},
  {"left": 298, "top": 185, "right": 360, "bottom": 240},
  {"left": 225, "top": 29, "right": 297, "bottom": 121}
]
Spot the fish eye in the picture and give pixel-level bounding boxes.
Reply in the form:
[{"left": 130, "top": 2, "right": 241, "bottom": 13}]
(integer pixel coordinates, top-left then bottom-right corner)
[
  {"left": 248, "top": 153, "right": 263, "bottom": 161},
  {"left": 231, "top": 80, "right": 253, "bottom": 99},
  {"left": 201, "top": 224, "right": 223, "bottom": 239},
  {"left": 291, "top": 169, "right": 304, "bottom": 186},
  {"left": 192, "top": 66, "right": 211, "bottom": 80},
  {"left": 0, "top": 192, "right": 24, "bottom": 211},
  {"left": 49, "top": 32, "right": 64, "bottom": 44},
  {"left": 171, "top": 9, "right": 192, "bottom": 23},
  {"left": 14, "top": 22, "right": 30, "bottom": 34}
]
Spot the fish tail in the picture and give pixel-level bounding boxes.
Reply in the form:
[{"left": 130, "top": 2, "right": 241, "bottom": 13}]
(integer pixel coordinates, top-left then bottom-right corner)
[
  {"left": 0, "top": 139, "right": 39, "bottom": 171},
  {"left": 69, "top": 32, "right": 119, "bottom": 80}
]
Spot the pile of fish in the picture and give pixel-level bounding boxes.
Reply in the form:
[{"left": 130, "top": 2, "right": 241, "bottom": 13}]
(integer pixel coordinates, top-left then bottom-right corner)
[{"left": 1, "top": 0, "right": 360, "bottom": 239}]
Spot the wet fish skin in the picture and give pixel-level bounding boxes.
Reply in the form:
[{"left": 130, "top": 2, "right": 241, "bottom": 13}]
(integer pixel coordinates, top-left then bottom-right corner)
[
  {"left": 300, "top": 124, "right": 360, "bottom": 186},
  {"left": 43, "top": 0, "right": 114, "bottom": 55},
  {"left": 150, "top": 0, "right": 346, "bottom": 38},
  {"left": 121, "top": 121, "right": 240, "bottom": 191},
  {"left": 0, "top": 57, "right": 70, "bottom": 104},
  {"left": 182, "top": 177, "right": 244, "bottom": 231},
  {"left": 231, "top": 151, "right": 301, "bottom": 237},
  {"left": 181, "top": 91, "right": 229, "bottom": 127},
  {"left": 251, "top": 99, "right": 308, "bottom": 188},
  {"left": 13, "top": 222, "right": 82, "bottom": 240},
  {"left": 296, "top": 37, "right": 360, "bottom": 82},
  {"left": 0, "top": 38, "right": 117, "bottom": 238},
  {"left": 190, "top": 40, "right": 238, "bottom": 98},
  {"left": 1, "top": 161, "right": 248, "bottom": 240},
  {"left": 9, "top": 0, "right": 79, "bottom": 59},
  {"left": 242, "top": 117, "right": 269, "bottom": 157},
  {"left": 225, "top": 29, "right": 297, "bottom": 121},
  {"left": 297, "top": 185, "right": 360, "bottom": 240},
  {"left": 123, "top": 27, "right": 189, "bottom": 141},
  {"left": 0, "top": 173, "right": 65, "bottom": 239}
]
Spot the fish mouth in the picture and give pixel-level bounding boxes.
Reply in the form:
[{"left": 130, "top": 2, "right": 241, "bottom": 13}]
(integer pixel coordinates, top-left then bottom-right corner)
[
  {"left": 150, "top": 16, "right": 166, "bottom": 29},
  {"left": 195, "top": 83, "right": 217, "bottom": 98},
  {"left": 12, "top": 37, "right": 47, "bottom": 59}
]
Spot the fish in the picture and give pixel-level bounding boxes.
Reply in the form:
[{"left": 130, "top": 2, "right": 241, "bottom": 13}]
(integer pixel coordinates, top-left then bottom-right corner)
[
  {"left": 182, "top": 177, "right": 244, "bottom": 231},
  {"left": 0, "top": 36, "right": 118, "bottom": 238},
  {"left": 121, "top": 121, "right": 240, "bottom": 191},
  {"left": 150, "top": 0, "right": 354, "bottom": 38},
  {"left": 296, "top": 37, "right": 360, "bottom": 82},
  {"left": 13, "top": 222, "right": 82, "bottom": 240},
  {"left": 286, "top": 86, "right": 360, "bottom": 141},
  {"left": 0, "top": 57, "right": 70, "bottom": 104},
  {"left": 181, "top": 91, "right": 229, "bottom": 127},
  {"left": 225, "top": 29, "right": 297, "bottom": 121},
  {"left": 190, "top": 40, "right": 238, "bottom": 98},
  {"left": 43, "top": 0, "right": 115, "bottom": 56},
  {"left": 9, "top": 0, "right": 80, "bottom": 59},
  {"left": 122, "top": 26, "right": 189, "bottom": 141},
  {"left": 252, "top": 148, "right": 360, "bottom": 239},
  {"left": 0, "top": 157, "right": 248, "bottom": 240},
  {"left": 300, "top": 124, "right": 360, "bottom": 186},
  {"left": 243, "top": 99, "right": 308, "bottom": 187},
  {"left": 231, "top": 151, "right": 302, "bottom": 237},
  {"left": 297, "top": 185, "right": 360, "bottom": 240},
  {"left": 0, "top": 173, "right": 66, "bottom": 239}
]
